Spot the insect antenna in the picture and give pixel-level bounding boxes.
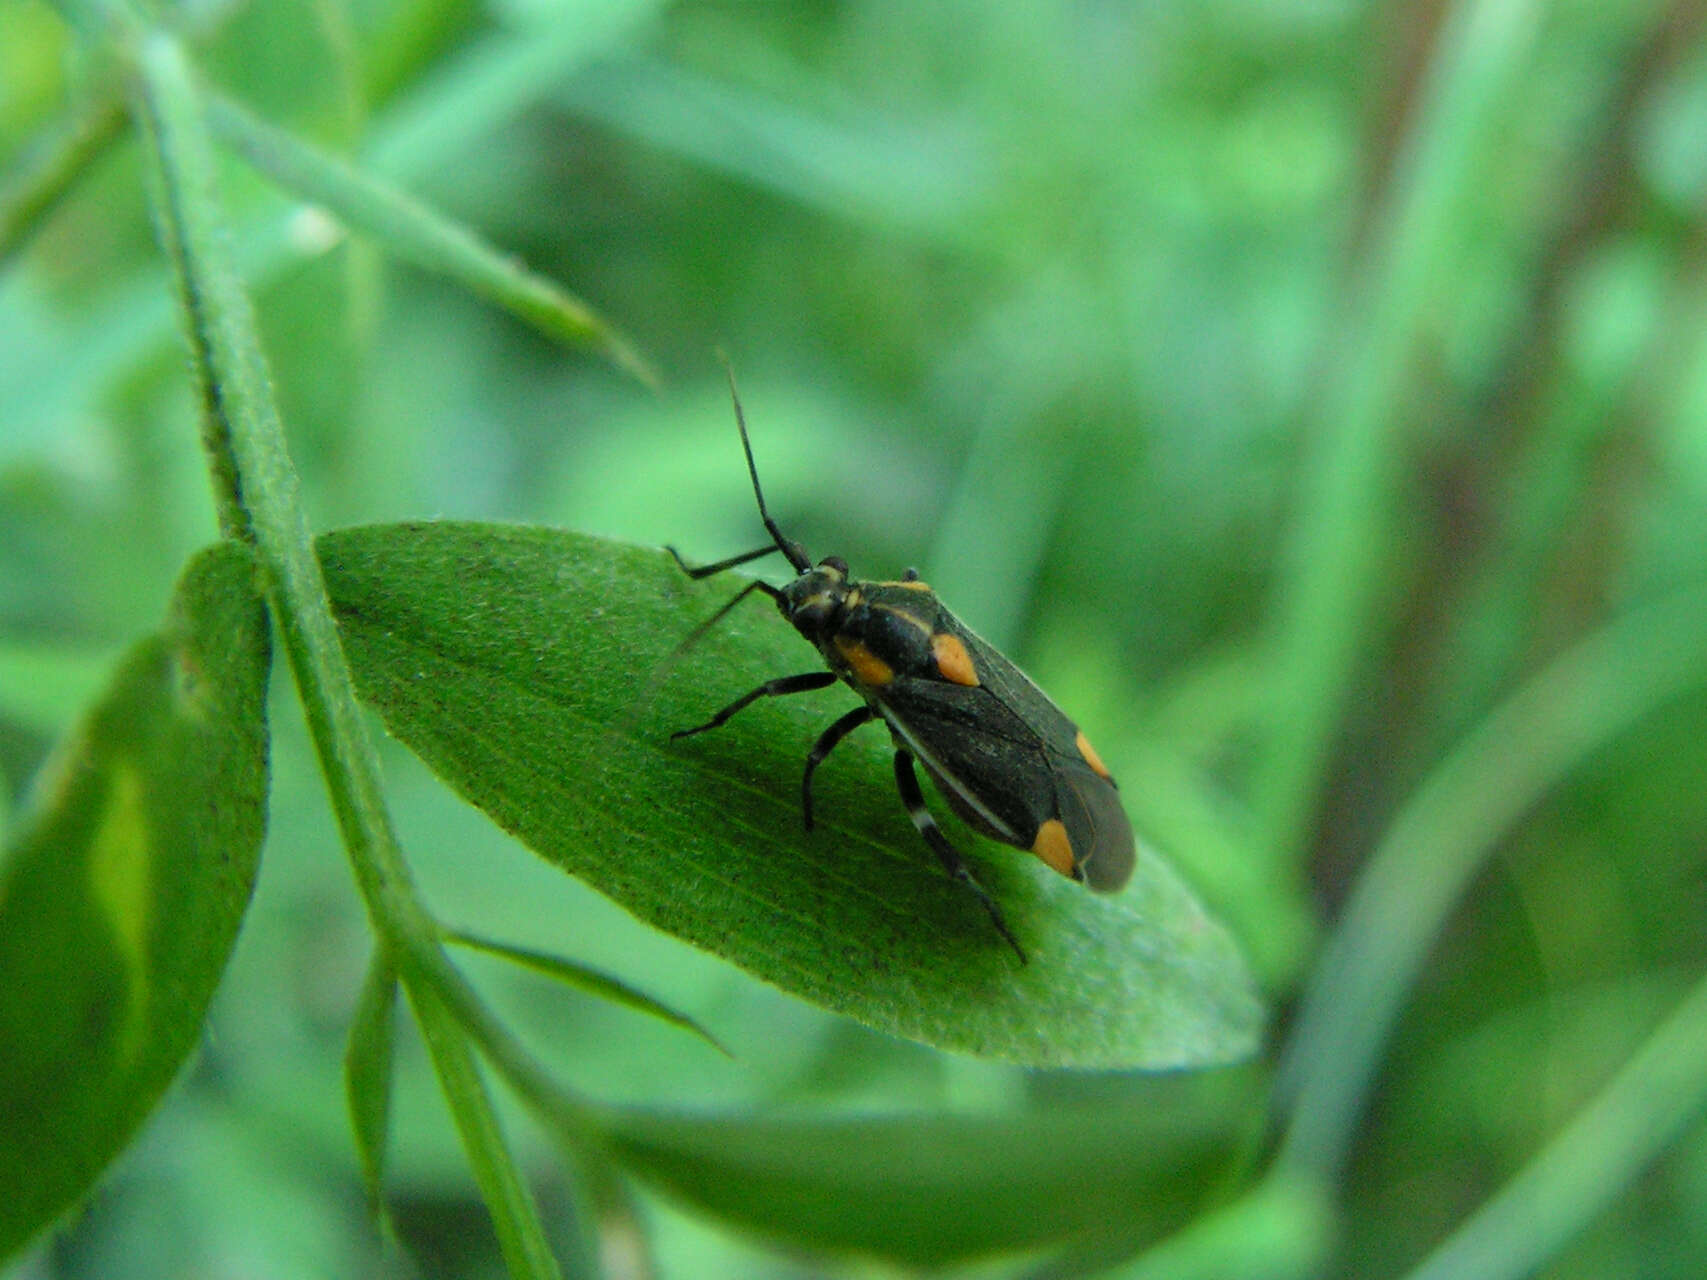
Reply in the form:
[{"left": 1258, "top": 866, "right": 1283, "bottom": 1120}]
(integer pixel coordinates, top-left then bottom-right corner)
[
  {"left": 720, "top": 356, "right": 812, "bottom": 574},
  {"left": 671, "top": 578, "right": 782, "bottom": 658}
]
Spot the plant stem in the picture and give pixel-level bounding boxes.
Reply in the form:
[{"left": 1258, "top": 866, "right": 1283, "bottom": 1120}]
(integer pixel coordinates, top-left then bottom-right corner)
[{"left": 131, "top": 31, "right": 588, "bottom": 1277}]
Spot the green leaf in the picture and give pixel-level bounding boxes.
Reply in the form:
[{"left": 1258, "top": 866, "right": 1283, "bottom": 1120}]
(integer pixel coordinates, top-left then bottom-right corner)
[
  {"left": 597, "top": 1070, "right": 1264, "bottom": 1267},
  {"left": 0, "top": 542, "right": 270, "bottom": 1263},
  {"left": 319, "top": 521, "right": 1263, "bottom": 1070},
  {"left": 345, "top": 947, "right": 400, "bottom": 1219},
  {"left": 446, "top": 928, "right": 730, "bottom": 1056}
]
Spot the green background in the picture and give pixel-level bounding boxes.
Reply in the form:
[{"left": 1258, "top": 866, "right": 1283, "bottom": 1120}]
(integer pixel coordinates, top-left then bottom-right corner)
[{"left": 4, "top": 0, "right": 1707, "bottom": 1276}]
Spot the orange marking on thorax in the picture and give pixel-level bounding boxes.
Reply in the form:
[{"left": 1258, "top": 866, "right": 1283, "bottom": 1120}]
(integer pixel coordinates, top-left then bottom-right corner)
[
  {"left": 833, "top": 634, "right": 894, "bottom": 687},
  {"left": 1075, "top": 729, "right": 1113, "bottom": 780},
  {"left": 931, "top": 633, "right": 980, "bottom": 686},
  {"left": 1031, "top": 819, "right": 1076, "bottom": 877}
]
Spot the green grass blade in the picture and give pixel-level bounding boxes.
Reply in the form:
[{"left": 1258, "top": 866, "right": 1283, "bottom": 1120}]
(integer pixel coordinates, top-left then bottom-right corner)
[
  {"left": 1254, "top": 0, "right": 1543, "bottom": 856},
  {"left": 557, "top": 55, "right": 980, "bottom": 236},
  {"left": 362, "top": 0, "right": 668, "bottom": 178},
  {"left": 1403, "top": 971, "right": 1707, "bottom": 1280},
  {"left": 1278, "top": 583, "right": 1707, "bottom": 1182},
  {"left": 0, "top": 543, "right": 269, "bottom": 1264},
  {"left": 318, "top": 520, "right": 1264, "bottom": 1070},
  {"left": 447, "top": 928, "right": 730, "bottom": 1057}
]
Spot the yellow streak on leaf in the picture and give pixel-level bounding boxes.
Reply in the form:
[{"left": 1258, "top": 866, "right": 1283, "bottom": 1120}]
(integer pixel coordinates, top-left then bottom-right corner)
[{"left": 88, "top": 761, "right": 152, "bottom": 1058}]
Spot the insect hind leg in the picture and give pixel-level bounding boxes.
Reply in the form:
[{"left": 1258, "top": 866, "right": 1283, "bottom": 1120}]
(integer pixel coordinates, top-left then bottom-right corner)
[
  {"left": 671, "top": 671, "right": 836, "bottom": 740},
  {"left": 801, "top": 705, "right": 876, "bottom": 830},
  {"left": 892, "top": 750, "right": 1027, "bottom": 964}
]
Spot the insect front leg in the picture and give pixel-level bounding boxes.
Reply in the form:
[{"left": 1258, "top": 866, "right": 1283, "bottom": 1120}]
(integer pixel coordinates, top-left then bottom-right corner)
[
  {"left": 801, "top": 705, "right": 877, "bottom": 831},
  {"left": 667, "top": 576, "right": 789, "bottom": 665},
  {"left": 892, "top": 749, "right": 1027, "bottom": 964},
  {"left": 671, "top": 671, "right": 836, "bottom": 740}
]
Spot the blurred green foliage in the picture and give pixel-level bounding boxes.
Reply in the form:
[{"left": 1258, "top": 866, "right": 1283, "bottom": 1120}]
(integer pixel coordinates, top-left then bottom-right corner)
[{"left": 3, "top": 0, "right": 1707, "bottom": 1276}]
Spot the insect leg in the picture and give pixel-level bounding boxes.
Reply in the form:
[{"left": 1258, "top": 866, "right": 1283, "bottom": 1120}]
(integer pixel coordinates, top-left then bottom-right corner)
[
  {"left": 672, "top": 671, "right": 836, "bottom": 740},
  {"left": 667, "top": 543, "right": 779, "bottom": 579},
  {"left": 892, "top": 749, "right": 1027, "bottom": 964},
  {"left": 801, "top": 705, "right": 877, "bottom": 831},
  {"left": 667, "top": 577, "right": 787, "bottom": 664}
]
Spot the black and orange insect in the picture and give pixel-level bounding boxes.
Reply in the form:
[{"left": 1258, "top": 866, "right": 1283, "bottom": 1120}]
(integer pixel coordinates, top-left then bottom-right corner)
[{"left": 668, "top": 371, "right": 1135, "bottom": 960}]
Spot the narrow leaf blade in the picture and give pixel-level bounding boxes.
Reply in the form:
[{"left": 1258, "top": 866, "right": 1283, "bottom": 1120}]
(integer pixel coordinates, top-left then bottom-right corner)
[
  {"left": 319, "top": 521, "right": 1263, "bottom": 1069},
  {"left": 446, "top": 928, "right": 729, "bottom": 1056},
  {"left": 345, "top": 947, "right": 400, "bottom": 1218},
  {"left": 206, "top": 93, "right": 656, "bottom": 388},
  {"left": 0, "top": 543, "right": 270, "bottom": 1262}
]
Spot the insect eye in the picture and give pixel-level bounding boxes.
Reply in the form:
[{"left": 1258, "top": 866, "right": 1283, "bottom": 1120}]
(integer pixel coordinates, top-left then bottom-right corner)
[{"left": 819, "top": 555, "right": 849, "bottom": 575}]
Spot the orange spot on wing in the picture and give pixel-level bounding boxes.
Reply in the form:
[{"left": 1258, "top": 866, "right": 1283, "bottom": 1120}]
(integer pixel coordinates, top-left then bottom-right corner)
[
  {"left": 931, "top": 633, "right": 980, "bottom": 686},
  {"left": 833, "top": 635, "right": 894, "bottom": 687},
  {"left": 1031, "top": 819, "right": 1077, "bottom": 877},
  {"left": 1075, "top": 729, "right": 1113, "bottom": 780}
]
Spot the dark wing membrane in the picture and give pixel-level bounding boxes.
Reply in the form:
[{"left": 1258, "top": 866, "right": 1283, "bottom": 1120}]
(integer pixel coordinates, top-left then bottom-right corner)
[
  {"left": 879, "top": 678, "right": 1057, "bottom": 847},
  {"left": 898, "top": 610, "right": 1136, "bottom": 890},
  {"left": 1052, "top": 758, "right": 1136, "bottom": 891},
  {"left": 935, "top": 612, "right": 1083, "bottom": 748}
]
